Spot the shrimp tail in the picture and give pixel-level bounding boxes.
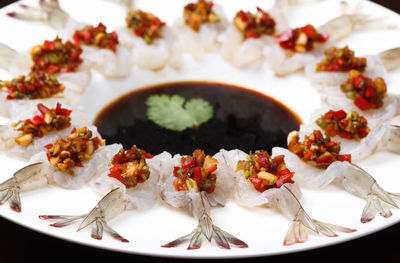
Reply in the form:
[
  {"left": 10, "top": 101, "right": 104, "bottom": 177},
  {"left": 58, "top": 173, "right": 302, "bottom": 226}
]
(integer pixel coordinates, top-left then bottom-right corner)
[
  {"left": 161, "top": 192, "right": 248, "bottom": 249},
  {"left": 281, "top": 186, "right": 355, "bottom": 246},
  {"left": 378, "top": 48, "right": 400, "bottom": 71},
  {"left": 0, "top": 43, "right": 18, "bottom": 71},
  {"left": 0, "top": 162, "right": 46, "bottom": 212},
  {"left": 380, "top": 125, "right": 400, "bottom": 153},
  {"left": 39, "top": 188, "right": 129, "bottom": 242},
  {"left": 6, "top": 0, "right": 70, "bottom": 30},
  {"left": 320, "top": 1, "right": 396, "bottom": 41},
  {"left": 340, "top": 163, "right": 399, "bottom": 223}
]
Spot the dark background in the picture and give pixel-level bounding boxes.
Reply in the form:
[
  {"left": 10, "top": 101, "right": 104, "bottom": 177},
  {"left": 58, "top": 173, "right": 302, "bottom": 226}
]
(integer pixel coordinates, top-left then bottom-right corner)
[{"left": 1, "top": 0, "right": 400, "bottom": 262}]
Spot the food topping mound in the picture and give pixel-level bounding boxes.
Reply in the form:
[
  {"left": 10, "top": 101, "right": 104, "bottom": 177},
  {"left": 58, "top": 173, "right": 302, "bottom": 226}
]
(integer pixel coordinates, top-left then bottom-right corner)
[
  {"left": 316, "top": 46, "right": 367, "bottom": 72},
  {"left": 184, "top": 0, "right": 220, "bottom": 32},
  {"left": 73, "top": 23, "right": 119, "bottom": 53},
  {"left": 236, "top": 150, "right": 294, "bottom": 192},
  {"left": 234, "top": 7, "right": 276, "bottom": 39},
  {"left": 126, "top": 10, "right": 166, "bottom": 45},
  {"left": 173, "top": 149, "right": 218, "bottom": 193}
]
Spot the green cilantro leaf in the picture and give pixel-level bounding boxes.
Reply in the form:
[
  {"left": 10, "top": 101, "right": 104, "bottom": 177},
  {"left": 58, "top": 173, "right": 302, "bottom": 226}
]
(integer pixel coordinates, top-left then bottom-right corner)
[{"left": 146, "top": 94, "right": 213, "bottom": 131}]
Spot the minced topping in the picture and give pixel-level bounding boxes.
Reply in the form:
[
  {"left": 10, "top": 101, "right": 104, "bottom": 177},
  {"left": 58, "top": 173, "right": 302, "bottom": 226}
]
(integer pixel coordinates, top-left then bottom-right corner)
[
  {"left": 340, "top": 70, "right": 387, "bottom": 111},
  {"left": 45, "top": 127, "right": 105, "bottom": 174},
  {"left": 13, "top": 103, "right": 71, "bottom": 146},
  {"left": 73, "top": 23, "right": 119, "bottom": 53},
  {"left": 316, "top": 46, "right": 367, "bottom": 72},
  {"left": 30, "top": 37, "right": 83, "bottom": 74},
  {"left": 236, "top": 150, "right": 294, "bottom": 192},
  {"left": 288, "top": 130, "right": 351, "bottom": 169},
  {"left": 278, "top": 24, "right": 329, "bottom": 53},
  {"left": 173, "top": 149, "right": 218, "bottom": 193},
  {"left": 1, "top": 71, "right": 64, "bottom": 100},
  {"left": 126, "top": 10, "right": 166, "bottom": 44},
  {"left": 234, "top": 7, "right": 276, "bottom": 39},
  {"left": 107, "top": 145, "right": 153, "bottom": 188},
  {"left": 315, "top": 109, "right": 370, "bottom": 140},
  {"left": 183, "top": 0, "right": 220, "bottom": 32}
]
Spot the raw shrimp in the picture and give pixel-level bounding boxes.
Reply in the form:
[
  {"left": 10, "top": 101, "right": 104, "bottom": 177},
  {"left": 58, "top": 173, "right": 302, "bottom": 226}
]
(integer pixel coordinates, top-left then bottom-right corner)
[
  {"left": 264, "top": 1, "right": 394, "bottom": 76},
  {"left": 272, "top": 130, "right": 400, "bottom": 223},
  {"left": 39, "top": 145, "right": 161, "bottom": 242},
  {"left": 218, "top": 7, "right": 288, "bottom": 68},
  {"left": 6, "top": 1, "right": 133, "bottom": 78},
  {"left": 157, "top": 149, "right": 247, "bottom": 249},
  {"left": 0, "top": 71, "right": 82, "bottom": 121},
  {"left": 171, "top": 0, "right": 228, "bottom": 61},
  {"left": 0, "top": 102, "right": 86, "bottom": 161},
  {"left": 116, "top": 10, "right": 178, "bottom": 70},
  {"left": 0, "top": 126, "right": 121, "bottom": 212},
  {"left": 221, "top": 149, "right": 355, "bottom": 245}
]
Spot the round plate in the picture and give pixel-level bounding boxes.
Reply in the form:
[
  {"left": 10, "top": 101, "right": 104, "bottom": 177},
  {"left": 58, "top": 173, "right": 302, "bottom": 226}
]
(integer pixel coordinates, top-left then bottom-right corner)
[{"left": 1, "top": 0, "right": 400, "bottom": 259}]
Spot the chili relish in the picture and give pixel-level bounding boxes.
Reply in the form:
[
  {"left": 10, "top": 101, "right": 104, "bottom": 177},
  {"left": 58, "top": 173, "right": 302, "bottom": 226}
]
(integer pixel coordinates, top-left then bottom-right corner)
[
  {"left": 1, "top": 71, "right": 64, "bottom": 100},
  {"left": 316, "top": 109, "right": 370, "bottom": 140},
  {"left": 126, "top": 10, "right": 166, "bottom": 45},
  {"left": 340, "top": 70, "right": 387, "bottom": 111},
  {"left": 236, "top": 150, "right": 294, "bottom": 193},
  {"left": 45, "top": 127, "right": 105, "bottom": 175},
  {"left": 173, "top": 149, "right": 218, "bottom": 193},
  {"left": 30, "top": 37, "right": 83, "bottom": 74},
  {"left": 73, "top": 23, "right": 119, "bottom": 53},
  {"left": 183, "top": 0, "right": 220, "bottom": 32},
  {"left": 233, "top": 7, "right": 276, "bottom": 39},
  {"left": 278, "top": 24, "right": 328, "bottom": 53},
  {"left": 316, "top": 46, "right": 367, "bottom": 72},
  {"left": 288, "top": 130, "right": 351, "bottom": 169},
  {"left": 107, "top": 145, "right": 153, "bottom": 188},
  {"left": 14, "top": 103, "right": 71, "bottom": 147}
]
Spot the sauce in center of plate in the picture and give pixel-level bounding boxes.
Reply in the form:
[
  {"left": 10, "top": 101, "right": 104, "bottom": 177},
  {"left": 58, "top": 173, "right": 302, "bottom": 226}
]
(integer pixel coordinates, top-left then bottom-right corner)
[{"left": 94, "top": 82, "right": 302, "bottom": 155}]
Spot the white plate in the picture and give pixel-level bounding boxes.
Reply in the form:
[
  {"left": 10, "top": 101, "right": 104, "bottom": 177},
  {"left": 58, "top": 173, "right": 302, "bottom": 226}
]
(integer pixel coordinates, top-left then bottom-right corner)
[{"left": 1, "top": 0, "right": 400, "bottom": 259}]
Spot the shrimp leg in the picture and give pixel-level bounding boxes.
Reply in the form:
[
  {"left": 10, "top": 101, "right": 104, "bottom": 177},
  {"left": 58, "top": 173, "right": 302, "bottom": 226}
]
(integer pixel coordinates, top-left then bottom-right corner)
[
  {"left": 162, "top": 191, "right": 248, "bottom": 249},
  {"left": 279, "top": 185, "right": 355, "bottom": 245},
  {"left": 0, "top": 163, "right": 47, "bottom": 212},
  {"left": 39, "top": 188, "right": 129, "bottom": 242},
  {"left": 338, "top": 163, "right": 400, "bottom": 223}
]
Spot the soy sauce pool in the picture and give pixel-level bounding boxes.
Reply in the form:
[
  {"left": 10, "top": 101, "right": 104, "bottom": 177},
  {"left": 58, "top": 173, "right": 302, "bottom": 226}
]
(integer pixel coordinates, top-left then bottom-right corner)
[{"left": 94, "top": 82, "right": 302, "bottom": 155}]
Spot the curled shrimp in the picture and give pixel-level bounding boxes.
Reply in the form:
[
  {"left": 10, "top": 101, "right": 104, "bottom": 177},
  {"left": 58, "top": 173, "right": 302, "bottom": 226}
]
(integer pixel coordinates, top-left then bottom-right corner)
[
  {"left": 161, "top": 191, "right": 248, "bottom": 250},
  {"left": 319, "top": 1, "right": 396, "bottom": 42},
  {"left": 0, "top": 163, "right": 48, "bottom": 212},
  {"left": 39, "top": 188, "right": 129, "bottom": 242}
]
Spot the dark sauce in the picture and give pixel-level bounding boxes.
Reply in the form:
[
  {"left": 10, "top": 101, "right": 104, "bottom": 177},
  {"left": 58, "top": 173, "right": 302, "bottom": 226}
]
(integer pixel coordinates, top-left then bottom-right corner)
[{"left": 94, "top": 82, "right": 302, "bottom": 155}]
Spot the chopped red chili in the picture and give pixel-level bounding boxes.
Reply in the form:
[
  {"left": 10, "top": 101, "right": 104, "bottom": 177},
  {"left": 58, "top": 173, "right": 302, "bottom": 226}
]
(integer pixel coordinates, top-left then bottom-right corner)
[
  {"left": 340, "top": 70, "right": 387, "bottom": 111},
  {"left": 278, "top": 24, "right": 329, "bottom": 53},
  {"left": 233, "top": 7, "right": 276, "bottom": 39},
  {"left": 126, "top": 10, "right": 166, "bottom": 45},
  {"left": 236, "top": 150, "right": 294, "bottom": 192},
  {"left": 1, "top": 71, "right": 64, "bottom": 100},
  {"left": 316, "top": 46, "right": 367, "bottom": 72},
  {"left": 30, "top": 37, "right": 83, "bottom": 74},
  {"left": 46, "top": 127, "right": 105, "bottom": 175},
  {"left": 183, "top": 0, "right": 220, "bottom": 32},
  {"left": 73, "top": 22, "right": 119, "bottom": 53},
  {"left": 288, "top": 130, "right": 351, "bottom": 169},
  {"left": 173, "top": 149, "right": 218, "bottom": 193},
  {"left": 315, "top": 109, "right": 370, "bottom": 140},
  {"left": 13, "top": 103, "right": 71, "bottom": 147},
  {"left": 107, "top": 145, "right": 151, "bottom": 188}
]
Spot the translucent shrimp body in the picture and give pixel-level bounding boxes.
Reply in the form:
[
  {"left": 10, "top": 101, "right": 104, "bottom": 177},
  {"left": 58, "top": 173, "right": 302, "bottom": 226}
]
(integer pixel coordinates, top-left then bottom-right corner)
[
  {"left": 157, "top": 151, "right": 247, "bottom": 249},
  {"left": 221, "top": 149, "right": 354, "bottom": 245}
]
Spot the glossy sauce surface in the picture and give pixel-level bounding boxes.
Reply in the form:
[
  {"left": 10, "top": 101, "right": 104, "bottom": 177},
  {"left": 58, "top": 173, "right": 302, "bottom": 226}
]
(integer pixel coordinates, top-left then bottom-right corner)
[{"left": 94, "top": 82, "right": 302, "bottom": 155}]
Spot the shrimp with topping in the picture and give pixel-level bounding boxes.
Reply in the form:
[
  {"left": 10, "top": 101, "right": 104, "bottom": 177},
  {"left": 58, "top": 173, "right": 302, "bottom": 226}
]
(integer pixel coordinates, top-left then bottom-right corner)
[
  {"left": 218, "top": 6, "right": 288, "bottom": 67},
  {"left": 221, "top": 149, "right": 355, "bottom": 245},
  {"left": 272, "top": 130, "right": 400, "bottom": 223},
  {"left": 157, "top": 149, "right": 247, "bottom": 249},
  {"left": 0, "top": 102, "right": 86, "bottom": 160},
  {"left": 39, "top": 145, "right": 160, "bottom": 242},
  {"left": 171, "top": 0, "right": 227, "bottom": 62},
  {"left": 0, "top": 126, "right": 121, "bottom": 212}
]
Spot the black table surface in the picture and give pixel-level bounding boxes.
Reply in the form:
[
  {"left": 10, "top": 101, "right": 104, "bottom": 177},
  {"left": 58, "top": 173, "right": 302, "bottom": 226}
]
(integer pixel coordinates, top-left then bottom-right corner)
[{"left": 1, "top": 0, "right": 400, "bottom": 262}]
